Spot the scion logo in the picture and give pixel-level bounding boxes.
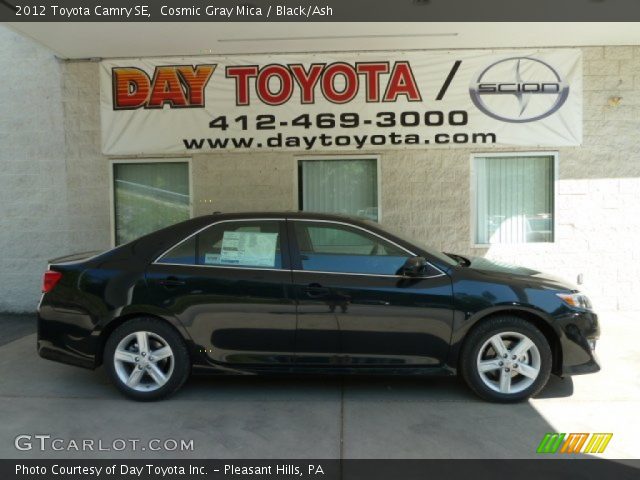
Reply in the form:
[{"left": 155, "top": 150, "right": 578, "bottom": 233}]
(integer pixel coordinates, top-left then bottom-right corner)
[{"left": 469, "top": 57, "right": 569, "bottom": 123}]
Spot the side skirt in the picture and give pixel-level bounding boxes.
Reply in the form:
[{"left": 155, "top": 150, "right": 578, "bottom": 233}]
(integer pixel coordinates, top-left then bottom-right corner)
[{"left": 191, "top": 364, "right": 455, "bottom": 377}]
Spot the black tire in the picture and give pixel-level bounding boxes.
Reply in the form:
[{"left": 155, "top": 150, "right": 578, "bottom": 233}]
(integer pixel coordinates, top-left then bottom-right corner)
[
  {"left": 460, "top": 316, "right": 552, "bottom": 403},
  {"left": 104, "top": 318, "right": 190, "bottom": 401}
]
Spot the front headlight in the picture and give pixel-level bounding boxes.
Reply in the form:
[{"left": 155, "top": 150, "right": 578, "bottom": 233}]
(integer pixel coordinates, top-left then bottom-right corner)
[{"left": 556, "top": 292, "right": 592, "bottom": 310}]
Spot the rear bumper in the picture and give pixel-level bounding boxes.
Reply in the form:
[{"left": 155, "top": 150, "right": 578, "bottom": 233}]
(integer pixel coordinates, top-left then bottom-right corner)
[
  {"left": 38, "top": 341, "right": 95, "bottom": 369},
  {"left": 37, "top": 305, "right": 98, "bottom": 370}
]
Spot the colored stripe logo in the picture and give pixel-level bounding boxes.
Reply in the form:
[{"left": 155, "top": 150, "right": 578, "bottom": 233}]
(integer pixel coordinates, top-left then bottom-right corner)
[{"left": 537, "top": 433, "right": 612, "bottom": 454}]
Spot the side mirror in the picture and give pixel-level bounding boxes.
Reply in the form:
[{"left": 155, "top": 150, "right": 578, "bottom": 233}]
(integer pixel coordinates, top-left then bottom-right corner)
[{"left": 401, "top": 256, "right": 427, "bottom": 277}]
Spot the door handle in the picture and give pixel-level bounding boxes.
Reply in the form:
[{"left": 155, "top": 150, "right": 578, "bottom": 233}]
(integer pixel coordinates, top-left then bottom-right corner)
[
  {"left": 158, "top": 276, "right": 186, "bottom": 288},
  {"left": 303, "top": 283, "right": 330, "bottom": 298},
  {"left": 360, "top": 299, "right": 391, "bottom": 306}
]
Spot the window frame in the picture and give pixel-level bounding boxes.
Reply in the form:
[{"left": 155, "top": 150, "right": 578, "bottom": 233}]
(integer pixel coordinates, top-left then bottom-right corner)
[
  {"left": 469, "top": 151, "right": 559, "bottom": 248},
  {"left": 295, "top": 155, "right": 382, "bottom": 222},
  {"left": 109, "top": 158, "right": 193, "bottom": 247}
]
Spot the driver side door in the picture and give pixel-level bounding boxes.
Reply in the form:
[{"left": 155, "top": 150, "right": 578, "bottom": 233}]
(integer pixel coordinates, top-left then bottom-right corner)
[{"left": 289, "top": 219, "right": 453, "bottom": 368}]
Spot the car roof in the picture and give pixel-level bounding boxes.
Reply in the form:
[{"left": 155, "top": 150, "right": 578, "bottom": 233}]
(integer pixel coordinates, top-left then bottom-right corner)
[
  {"left": 206, "top": 210, "right": 377, "bottom": 223},
  {"left": 98, "top": 210, "right": 453, "bottom": 274}
]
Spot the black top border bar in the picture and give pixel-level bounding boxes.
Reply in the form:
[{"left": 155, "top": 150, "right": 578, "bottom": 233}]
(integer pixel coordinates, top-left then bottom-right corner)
[{"left": 1, "top": 0, "right": 640, "bottom": 22}]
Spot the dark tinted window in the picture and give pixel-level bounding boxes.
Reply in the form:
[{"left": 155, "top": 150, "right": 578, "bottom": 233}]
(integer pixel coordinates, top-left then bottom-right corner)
[
  {"left": 197, "top": 220, "right": 283, "bottom": 269},
  {"left": 294, "top": 221, "right": 410, "bottom": 275},
  {"left": 157, "top": 236, "right": 196, "bottom": 265}
]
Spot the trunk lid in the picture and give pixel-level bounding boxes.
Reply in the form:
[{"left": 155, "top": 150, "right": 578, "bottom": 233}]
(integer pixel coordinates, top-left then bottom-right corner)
[{"left": 48, "top": 251, "right": 102, "bottom": 265}]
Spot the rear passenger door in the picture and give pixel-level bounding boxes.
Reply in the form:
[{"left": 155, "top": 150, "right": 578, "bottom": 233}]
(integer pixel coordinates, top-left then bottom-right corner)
[{"left": 146, "top": 219, "right": 297, "bottom": 367}]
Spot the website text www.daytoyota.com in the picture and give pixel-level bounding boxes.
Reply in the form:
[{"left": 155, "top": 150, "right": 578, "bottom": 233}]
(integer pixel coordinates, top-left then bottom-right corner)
[{"left": 182, "top": 110, "right": 497, "bottom": 150}]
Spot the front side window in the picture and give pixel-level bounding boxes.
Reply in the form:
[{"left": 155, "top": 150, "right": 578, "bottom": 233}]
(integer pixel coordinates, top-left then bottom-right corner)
[
  {"left": 113, "top": 161, "right": 190, "bottom": 245},
  {"left": 474, "top": 154, "right": 555, "bottom": 244},
  {"left": 299, "top": 158, "right": 379, "bottom": 222},
  {"left": 294, "top": 221, "right": 409, "bottom": 275},
  {"left": 197, "top": 221, "right": 283, "bottom": 269}
]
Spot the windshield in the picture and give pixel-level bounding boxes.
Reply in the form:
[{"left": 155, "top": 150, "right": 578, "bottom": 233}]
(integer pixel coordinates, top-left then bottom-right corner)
[{"left": 363, "top": 220, "right": 459, "bottom": 268}]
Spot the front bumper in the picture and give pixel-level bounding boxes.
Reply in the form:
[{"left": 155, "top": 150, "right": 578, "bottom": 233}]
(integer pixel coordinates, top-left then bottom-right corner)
[
  {"left": 558, "top": 310, "right": 601, "bottom": 376},
  {"left": 562, "top": 351, "right": 601, "bottom": 375}
]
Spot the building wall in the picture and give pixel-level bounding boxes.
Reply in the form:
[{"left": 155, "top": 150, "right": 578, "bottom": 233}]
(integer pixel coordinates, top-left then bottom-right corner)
[
  {"left": 1, "top": 24, "right": 639, "bottom": 311},
  {"left": 0, "top": 27, "right": 111, "bottom": 313}
]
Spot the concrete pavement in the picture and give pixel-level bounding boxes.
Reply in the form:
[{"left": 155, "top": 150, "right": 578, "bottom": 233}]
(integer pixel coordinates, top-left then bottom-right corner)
[
  {"left": 0, "top": 314, "right": 35, "bottom": 347},
  {"left": 0, "top": 311, "right": 638, "bottom": 459}
]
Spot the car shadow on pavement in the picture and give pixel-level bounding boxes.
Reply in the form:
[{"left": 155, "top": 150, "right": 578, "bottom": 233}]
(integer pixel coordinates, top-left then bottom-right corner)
[
  {"left": 169, "top": 373, "right": 588, "bottom": 459},
  {"left": 0, "top": 313, "right": 36, "bottom": 347},
  {"left": 534, "top": 374, "right": 574, "bottom": 399},
  {"left": 0, "top": 332, "right": 619, "bottom": 461},
  {"left": 181, "top": 370, "right": 573, "bottom": 401}
]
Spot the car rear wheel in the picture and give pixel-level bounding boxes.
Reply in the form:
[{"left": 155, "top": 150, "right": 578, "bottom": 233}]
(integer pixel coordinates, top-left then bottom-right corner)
[
  {"left": 104, "top": 318, "right": 190, "bottom": 401},
  {"left": 460, "top": 316, "right": 552, "bottom": 402}
]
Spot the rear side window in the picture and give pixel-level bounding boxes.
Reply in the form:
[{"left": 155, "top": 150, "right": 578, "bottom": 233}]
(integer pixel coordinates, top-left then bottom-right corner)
[
  {"left": 156, "top": 236, "right": 196, "bottom": 265},
  {"left": 156, "top": 220, "right": 284, "bottom": 268},
  {"left": 197, "top": 221, "right": 283, "bottom": 269}
]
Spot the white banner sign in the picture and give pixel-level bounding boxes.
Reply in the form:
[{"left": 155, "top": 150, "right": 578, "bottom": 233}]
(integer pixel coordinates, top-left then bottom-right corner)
[{"left": 100, "top": 49, "right": 582, "bottom": 155}]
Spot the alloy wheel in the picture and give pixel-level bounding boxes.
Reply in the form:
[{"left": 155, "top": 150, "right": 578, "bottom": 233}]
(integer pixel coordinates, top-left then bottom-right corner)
[
  {"left": 113, "top": 331, "right": 175, "bottom": 392},
  {"left": 476, "top": 331, "right": 541, "bottom": 395}
]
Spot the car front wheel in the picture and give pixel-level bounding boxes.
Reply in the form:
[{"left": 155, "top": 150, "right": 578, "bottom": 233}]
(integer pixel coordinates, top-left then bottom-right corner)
[
  {"left": 104, "top": 318, "right": 190, "bottom": 401},
  {"left": 460, "top": 316, "right": 552, "bottom": 402}
]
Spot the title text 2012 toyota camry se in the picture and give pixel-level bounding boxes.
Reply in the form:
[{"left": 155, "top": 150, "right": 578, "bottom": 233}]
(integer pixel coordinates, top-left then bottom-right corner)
[{"left": 37, "top": 212, "right": 600, "bottom": 402}]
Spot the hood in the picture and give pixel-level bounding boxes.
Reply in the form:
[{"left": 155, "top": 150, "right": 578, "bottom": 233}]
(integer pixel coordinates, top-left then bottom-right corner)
[{"left": 466, "top": 256, "right": 578, "bottom": 291}]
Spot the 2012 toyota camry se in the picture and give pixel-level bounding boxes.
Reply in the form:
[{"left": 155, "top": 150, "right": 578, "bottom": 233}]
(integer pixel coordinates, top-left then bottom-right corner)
[{"left": 37, "top": 212, "right": 600, "bottom": 402}]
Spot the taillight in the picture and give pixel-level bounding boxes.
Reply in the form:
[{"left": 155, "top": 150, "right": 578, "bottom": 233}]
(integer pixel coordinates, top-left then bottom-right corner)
[{"left": 42, "top": 270, "right": 63, "bottom": 293}]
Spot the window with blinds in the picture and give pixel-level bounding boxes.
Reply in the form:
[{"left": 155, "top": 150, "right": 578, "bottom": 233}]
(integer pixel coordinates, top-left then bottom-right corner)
[
  {"left": 298, "top": 158, "right": 379, "bottom": 222},
  {"left": 113, "top": 161, "right": 191, "bottom": 245},
  {"left": 474, "top": 154, "right": 555, "bottom": 245}
]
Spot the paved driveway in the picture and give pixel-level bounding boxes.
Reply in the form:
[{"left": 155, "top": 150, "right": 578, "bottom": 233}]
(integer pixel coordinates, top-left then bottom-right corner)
[{"left": 0, "top": 312, "right": 638, "bottom": 459}]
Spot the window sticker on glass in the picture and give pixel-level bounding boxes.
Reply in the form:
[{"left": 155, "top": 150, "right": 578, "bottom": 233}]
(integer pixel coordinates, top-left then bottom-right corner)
[
  {"left": 204, "top": 253, "right": 221, "bottom": 265},
  {"left": 219, "top": 231, "right": 278, "bottom": 267}
]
